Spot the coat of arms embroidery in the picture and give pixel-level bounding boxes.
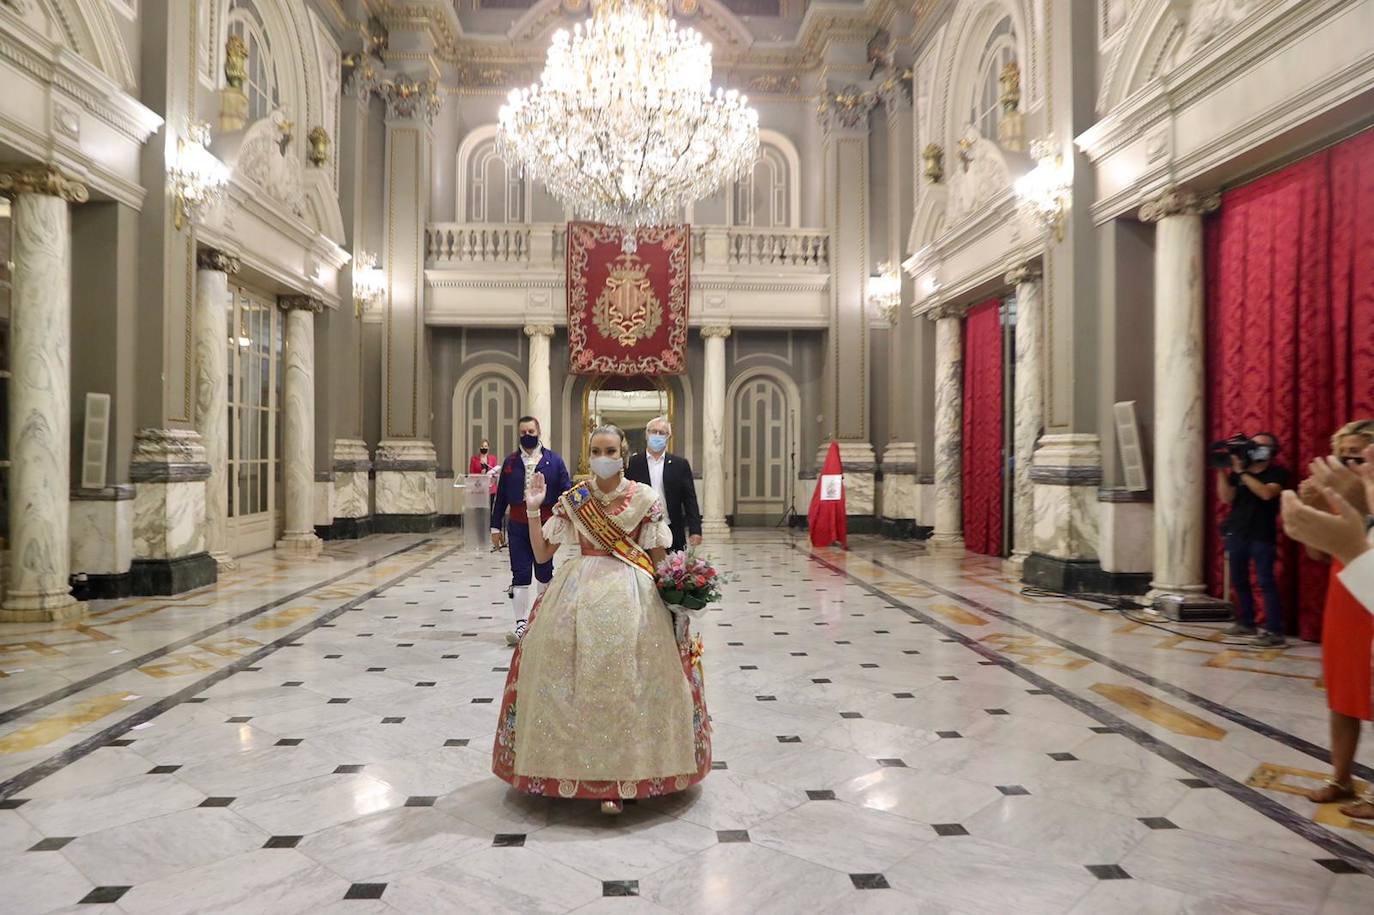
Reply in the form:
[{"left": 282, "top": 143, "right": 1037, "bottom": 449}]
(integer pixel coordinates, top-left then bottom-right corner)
[{"left": 593, "top": 254, "right": 664, "bottom": 347}]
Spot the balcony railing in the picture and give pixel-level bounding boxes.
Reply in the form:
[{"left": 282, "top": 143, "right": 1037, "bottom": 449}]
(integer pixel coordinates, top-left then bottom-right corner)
[{"left": 426, "top": 223, "right": 830, "bottom": 271}]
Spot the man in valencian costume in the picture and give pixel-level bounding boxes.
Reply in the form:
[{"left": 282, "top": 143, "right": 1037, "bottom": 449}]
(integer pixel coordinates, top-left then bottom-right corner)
[{"left": 492, "top": 424, "right": 711, "bottom": 815}]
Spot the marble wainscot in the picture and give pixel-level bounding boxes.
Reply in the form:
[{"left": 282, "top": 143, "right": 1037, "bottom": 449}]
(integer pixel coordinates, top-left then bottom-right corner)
[
  {"left": 1022, "top": 434, "right": 1146, "bottom": 595},
  {"left": 314, "top": 471, "right": 336, "bottom": 532},
  {"left": 373, "top": 439, "right": 438, "bottom": 532},
  {"left": 318, "top": 439, "right": 372, "bottom": 540},
  {"left": 69, "top": 486, "right": 135, "bottom": 599},
  {"left": 129, "top": 429, "right": 217, "bottom": 595},
  {"left": 879, "top": 442, "right": 932, "bottom": 540},
  {"left": 818, "top": 442, "right": 878, "bottom": 533},
  {"left": 436, "top": 470, "right": 462, "bottom": 527},
  {"left": 1098, "top": 489, "right": 1154, "bottom": 594}
]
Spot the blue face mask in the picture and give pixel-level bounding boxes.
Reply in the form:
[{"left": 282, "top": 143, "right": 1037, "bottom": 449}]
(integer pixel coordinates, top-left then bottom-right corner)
[
  {"left": 647, "top": 434, "right": 669, "bottom": 453},
  {"left": 520, "top": 433, "right": 539, "bottom": 451}
]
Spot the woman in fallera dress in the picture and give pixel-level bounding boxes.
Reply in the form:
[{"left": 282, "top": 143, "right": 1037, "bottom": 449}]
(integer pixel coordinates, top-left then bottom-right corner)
[{"left": 492, "top": 424, "right": 711, "bottom": 815}]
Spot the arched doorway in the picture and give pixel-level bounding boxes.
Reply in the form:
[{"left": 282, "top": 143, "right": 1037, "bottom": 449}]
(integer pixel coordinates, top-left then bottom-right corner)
[
  {"left": 730, "top": 374, "right": 794, "bottom": 524},
  {"left": 454, "top": 368, "right": 525, "bottom": 466}
]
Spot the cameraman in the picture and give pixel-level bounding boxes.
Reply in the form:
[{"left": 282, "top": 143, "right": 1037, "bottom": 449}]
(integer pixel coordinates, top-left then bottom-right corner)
[{"left": 1217, "top": 432, "right": 1288, "bottom": 646}]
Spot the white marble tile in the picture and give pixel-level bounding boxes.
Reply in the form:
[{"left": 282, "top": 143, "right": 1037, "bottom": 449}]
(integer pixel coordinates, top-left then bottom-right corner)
[
  {"left": 298, "top": 806, "right": 488, "bottom": 882},
  {"left": 964, "top": 794, "right": 1150, "bottom": 865},
  {"left": 61, "top": 806, "right": 267, "bottom": 886},
  {"left": 641, "top": 842, "right": 856, "bottom": 915},
  {"left": 115, "top": 848, "right": 349, "bottom": 915},
  {"left": 232, "top": 772, "right": 406, "bottom": 836},
  {"left": 884, "top": 836, "right": 1096, "bottom": 915},
  {"left": 17, "top": 774, "right": 205, "bottom": 837},
  {"left": 834, "top": 766, "right": 1002, "bottom": 825},
  {"left": 0, "top": 847, "right": 95, "bottom": 915}
]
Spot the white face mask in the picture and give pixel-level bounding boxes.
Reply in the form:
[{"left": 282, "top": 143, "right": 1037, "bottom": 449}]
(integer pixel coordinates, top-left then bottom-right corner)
[{"left": 590, "top": 456, "right": 623, "bottom": 480}]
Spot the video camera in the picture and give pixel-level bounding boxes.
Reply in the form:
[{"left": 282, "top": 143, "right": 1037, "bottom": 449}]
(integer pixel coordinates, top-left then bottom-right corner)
[{"left": 1208, "top": 434, "right": 1269, "bottom": 469}]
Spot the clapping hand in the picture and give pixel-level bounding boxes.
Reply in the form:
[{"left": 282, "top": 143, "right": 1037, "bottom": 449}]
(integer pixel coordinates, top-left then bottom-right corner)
[
  {"left": 1308, "top": 455, "right": 1370, "bottom": 515},
  {"left": 525, "top": 471, "right": 547, "bottom": 510},
  {"left": 1281, "top": 486, "right": 1371, "bottom": 567}
]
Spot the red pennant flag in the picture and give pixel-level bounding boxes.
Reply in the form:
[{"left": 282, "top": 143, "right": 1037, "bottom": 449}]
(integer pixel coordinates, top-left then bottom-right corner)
[{"left": 808, "top": 441, "right": 848, "bottom": 549}]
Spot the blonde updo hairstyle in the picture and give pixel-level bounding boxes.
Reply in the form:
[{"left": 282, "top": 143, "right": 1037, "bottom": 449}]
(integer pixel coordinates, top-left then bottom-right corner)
[
  {"left": 589, "top": 423, "right": 628, "bottom": 456},
  {"left": 1331, "top": 419, "right": 1374, "bottom": 453}
]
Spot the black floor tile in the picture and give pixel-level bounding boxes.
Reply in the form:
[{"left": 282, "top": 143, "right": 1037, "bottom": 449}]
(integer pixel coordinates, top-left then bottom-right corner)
[
  {"left": 932, "top": 824, "right": 968, "bottom": 837},
  {"left": 493, "top": 834, "right": 526, "bottom": 847},
  {"left": 28, "top": 836, "right": 74, "bottom": 851},
  {"left": 806, "top": 790, "right": 836, "bottom": 801},
  {"left": 199, "top": 797, "right": 235, "bottom": 807},
  {"left": 416, "top": 682, "right": 436, "bottom": 688},
  {"left": 812, "top": 678, "right": 832, "bottom": 684},
  {"left": 756, "top": 695, "right": 777, "bottom": 702},
  {"left": 382, "top": 717, "right": 405, "bottom": 724},
  {"left": 996, "top": 785, "right": 1030, "bottom": 796},
  {"left": 405, "top": 796, "right": 438, "bottom": 807},
  {"left": 226, "top": 716, "right": 252, "bottom": 723},
  {"left": 1138, "top": 818, "right": 1178, "bottom": 830},
  {"left": 1086, "top": 864, "right": 1131, "bottom": 880},
  {"left": 264, "top": 835, "right": 303, "bottom": 848},
  {"left": 334, "top": 765, "right": 365, "bottom": 774},
  {"left": 712, "top": 761, "right": 728, "bottom": 770},
  {"left": 876, "top": 758, "right": 907, "bottom": 767},
  {"left": 938, "top": 676, "right": 959, "bottom": 682},
  {"left": 275, "top": 739, "right": 304, "bottom": 747},
  {"left": 892, "top": 692, "right": 915, "bottom": 699},
  {"left": 282, "top": 681, "right": 304, "bottom": 687},
  {"left": 1315, "top": 858, "right": 1361, "bottom": 874},
  {"left": 717, "top": 830, "right": 750, "bottom": 843},
  {"left": 1048, "top": 752, "right": 1078, "bottom": 762},
  {"left": 80, "top": 886, "right": 132, "bottom": 904},
  {"left": 444, "top": 739, "right": 470, "bottom": 747},
  {"left": 840, "top": 712, "right": 863, "bottom": 719},
  {"left": 850, "top": 873, "right": 889, "bottom": 890},
  {"left": 472, "top": 698, "right": 494, "bottom": 704},
  {"left": 984, "top": 708, "right": 1009, "bottom": 716},
  {"left": 777, "top": 736, "right": 801, "bottom": 744},
  {"left": 328, "top": 698, "right": 352, "bottom": 704},
  {"left": 603, "top": 880, "right": 639, "bottom": 897},
  {"left": 936, "top": 731, "right": 963, "bottom": 739},
  {"left": 344, "top": 883, "right": 387, "bottom": 900},
  {"left": 148, "top": 765, "right": 181, "bottom": 774}
]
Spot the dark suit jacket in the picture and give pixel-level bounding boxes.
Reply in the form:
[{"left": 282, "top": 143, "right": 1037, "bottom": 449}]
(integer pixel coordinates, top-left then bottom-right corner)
[{"left": 626, "top": 452, "right": 702, "bottom": 552}]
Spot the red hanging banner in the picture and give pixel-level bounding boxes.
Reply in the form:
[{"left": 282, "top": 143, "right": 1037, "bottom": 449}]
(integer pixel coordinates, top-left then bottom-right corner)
[{"left": 566, "top": 222, "right": 691, "bottom": 376}]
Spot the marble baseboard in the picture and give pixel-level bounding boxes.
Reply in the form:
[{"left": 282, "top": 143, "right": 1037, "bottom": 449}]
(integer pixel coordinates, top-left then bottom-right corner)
[
  {"left": 879, "top": 473, "right": 920, "bottom": 522},
  {"left": 315, "top": 516, "right": 374, "bottom": 541},
  {"left": 1022, "top": 552, "right": 1151, "bottom": 597},
  {"left": 71, "top": 571, "right": 134, "bottom": 601},
  {"left": 437, "top": 514, "right": 462, "bottom": 528},
  {"left": 130, "top": 552, "right": 218, "bottom": 596},
  {"left": 373, "top": 513, "right": 439, "bottom": 533},
  {"left": 845, "top": 473, "right": 876, "bottom": 517},
  {"left": 846, "top": 515, "right": 879, "bottom": 535}
]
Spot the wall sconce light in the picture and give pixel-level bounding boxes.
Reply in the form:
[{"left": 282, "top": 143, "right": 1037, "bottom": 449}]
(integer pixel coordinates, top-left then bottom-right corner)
[
  {"left": 170, "top": 122, "right": 229, "bottom": 230},
  {"left": 352, "top": 251, "right": 385, "bottom": 317},
  {"left": 1014, "top": 138, "right": 1072, "bottom": 242},
  {"left": 868, "top": 261, "right": 902, "bottom": 323}
]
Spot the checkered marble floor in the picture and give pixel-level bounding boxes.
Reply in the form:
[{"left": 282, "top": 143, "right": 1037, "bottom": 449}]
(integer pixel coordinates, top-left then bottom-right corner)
[{"left": 1, "top": 531, "right": 1372, "bottom": 913}]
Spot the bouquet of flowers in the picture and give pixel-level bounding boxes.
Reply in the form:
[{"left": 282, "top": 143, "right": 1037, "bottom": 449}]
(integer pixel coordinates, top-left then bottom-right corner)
[{"left": 655, "top": 550, "right": 727, "bottom": 619}]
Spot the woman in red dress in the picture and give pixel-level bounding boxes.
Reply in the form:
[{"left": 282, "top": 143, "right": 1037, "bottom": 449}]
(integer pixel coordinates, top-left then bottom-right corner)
[
  {"left": 1305, "top": 420, "right": 1374, "bottom": 819},
  {"left": 469, "top": 439, "right": 498, "bottom": 509}
]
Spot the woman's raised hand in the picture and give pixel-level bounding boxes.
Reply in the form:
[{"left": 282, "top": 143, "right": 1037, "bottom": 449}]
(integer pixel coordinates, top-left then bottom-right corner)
[{"left": 525, "top": 471, "right": 547, "bottom": 510}]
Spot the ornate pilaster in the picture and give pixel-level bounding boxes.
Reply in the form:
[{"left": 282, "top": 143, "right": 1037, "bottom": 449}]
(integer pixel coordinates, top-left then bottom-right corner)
[
  {"left": 276, "top": 296, "right": 324, "bottom": 557},
  {"left": 1140, "top": 187, "right": 1221, "bottom": 604},
  {"left": 0, "top": 165, "right": 88, "bottom": 621},
  {"left": 194, "top": 247, "right": 240, "bottom": 571},
  {"left": 929, "top": 307, "right": 964, "bottom": 549},
  {"left": 524, "top": 324, "right": 554, "bottom": 437},
  {"left": 701, "top": 326, "right": 732, "bottom": 540},
  {"left": 1005, "top": 261, "right": 1044, "bottom": 570}
]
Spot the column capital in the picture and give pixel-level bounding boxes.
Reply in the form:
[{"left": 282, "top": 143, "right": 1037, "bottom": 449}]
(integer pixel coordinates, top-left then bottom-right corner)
[
  {"left": 927, "top": 301, "right": 965, "bottom": 321},
  {"left": 278, "top": 294, "right": 325, "bottom": 313},
  {"left": 377, "top": 75, "right": 443, "bottom": 126},
  {"left": 1139, "top": 186, "right": 1220, "bottom": 222},
  {"left": 700, "top": 324, "right": 732, "bottom": 339},
  {"left": 0, "top": 164, "right": 89, "bottom": 203},
  {"left": 1004, "top": 261, "right": 1043, "bottom": 287},
  {"left": 196, "top": 247, "right": 241, "bottom": 275},
  {"left": 523, "top": 323, "right": 555, "bottom": 337},
  {"left": 817, "top": 86, "right": 876, "bottom": 136}
]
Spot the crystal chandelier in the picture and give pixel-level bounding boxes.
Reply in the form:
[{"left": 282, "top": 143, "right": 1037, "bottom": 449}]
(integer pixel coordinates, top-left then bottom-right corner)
[{"left": 498, "top": 0, "right": 759, "bottom": 252}]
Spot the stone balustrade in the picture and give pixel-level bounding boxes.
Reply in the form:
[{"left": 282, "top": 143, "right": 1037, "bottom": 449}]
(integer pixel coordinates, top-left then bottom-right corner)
[{"left": 425, "top": 222, "right": 829, "bottom": 271}]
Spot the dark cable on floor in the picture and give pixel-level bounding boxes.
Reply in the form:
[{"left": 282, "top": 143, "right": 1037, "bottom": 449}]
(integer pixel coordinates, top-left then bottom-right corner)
[{"left": 1018, "top": 586, "right": 1288, "bottom": 648}]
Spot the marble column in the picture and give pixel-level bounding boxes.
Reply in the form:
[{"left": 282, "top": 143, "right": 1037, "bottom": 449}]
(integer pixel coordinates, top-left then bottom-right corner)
[
  {"left": 930, "top": 309, "right": 964, "bottom": 549},
  {"left": 0, "top": 166, "right": 88, "bottom": 621},
  {"left": 1006, "top": 261, "right": 1044, "bottom": 568},
  {"left": 701, "top": 325, "right": 731, "bottom": 540},
  {"left": 524, "top": 324, "right": 554, "bottom": 435},
  {"left": 1141, "top": 188, "right": 1220, "bottom": 600},
  {"left": 276, "top": 296, "right": 324, "bottom": 557},
  {"left": 194, "top": 248, "right": 239, "bottom": 570}
]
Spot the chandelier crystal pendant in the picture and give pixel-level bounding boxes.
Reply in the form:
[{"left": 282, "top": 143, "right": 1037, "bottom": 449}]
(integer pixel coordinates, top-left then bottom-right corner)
[{"left": 498, "top": 0, "right": 759, "bottom": 252}]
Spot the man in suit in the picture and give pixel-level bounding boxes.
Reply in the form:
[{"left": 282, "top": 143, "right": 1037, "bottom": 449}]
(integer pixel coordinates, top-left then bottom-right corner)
[
  {"left": 491, "top": 415, "right": 572, "bottom": 645},
  {"left": 626, "top": 415, "right": 702, "bottom": 553}
]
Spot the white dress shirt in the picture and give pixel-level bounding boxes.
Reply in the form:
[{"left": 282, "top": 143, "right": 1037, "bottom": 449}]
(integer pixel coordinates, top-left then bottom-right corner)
[{"left": 646, "top": 451, "right": 667, "bottom": 501}]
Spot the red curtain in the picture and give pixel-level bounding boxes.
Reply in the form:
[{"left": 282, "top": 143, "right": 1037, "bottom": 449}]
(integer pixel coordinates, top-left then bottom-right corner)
[
  {"left": 1205, "top": 128, "right": 1374, "bottom": 640},
  {"left": 962, "top": 298, "right": 1004, "bottom": 557}
]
